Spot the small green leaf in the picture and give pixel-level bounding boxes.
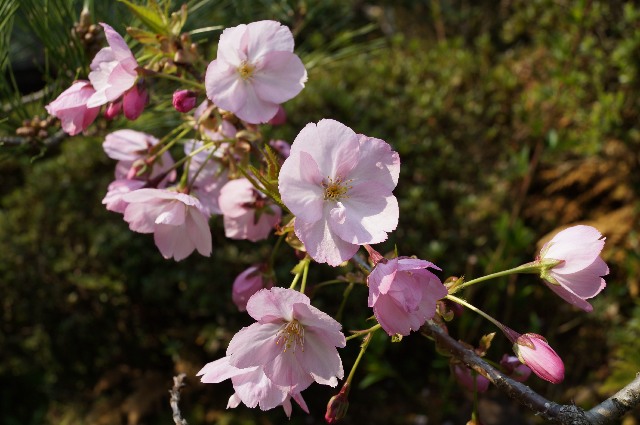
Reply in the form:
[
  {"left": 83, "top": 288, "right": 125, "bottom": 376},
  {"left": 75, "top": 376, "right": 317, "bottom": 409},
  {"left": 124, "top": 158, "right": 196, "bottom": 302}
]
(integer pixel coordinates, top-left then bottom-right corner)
[{"left": 118, "top": 0, "right": 169, "bottom": 35}]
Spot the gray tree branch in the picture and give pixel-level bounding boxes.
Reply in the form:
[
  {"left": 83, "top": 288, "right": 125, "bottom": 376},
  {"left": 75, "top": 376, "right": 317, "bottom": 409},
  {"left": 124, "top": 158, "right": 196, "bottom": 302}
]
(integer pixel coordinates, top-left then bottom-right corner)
[{"left": 422, "top": 320, "right": 640, "bottom": 424}]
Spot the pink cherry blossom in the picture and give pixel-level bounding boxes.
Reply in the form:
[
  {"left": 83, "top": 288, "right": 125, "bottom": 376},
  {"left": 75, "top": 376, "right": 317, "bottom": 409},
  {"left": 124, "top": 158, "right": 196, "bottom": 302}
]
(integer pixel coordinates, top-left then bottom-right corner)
[
  {"left": 102, "top": 179, "right": 145, "bottom": 213},
  {"left": 224, "top": 287, "right": 345, "bottom": 393},
  {"left": 452, "top": 364, "right": 490, "bottom": 393},
  {"left": 106, "top": 130, "right": 176, "bottom": 188},
  {"left": 205, "top": 20, "right": 307, "bottom": 124},
  {"left": 367, "top": 257, "right": 447, "bottom": 336},
  {"left": 268, "top": 105, "right": 287, "bottom": 126},
  {"left": 104, "top": 100, "right": 122, "bottom": 120},
  {"left": 538, "top": 225, "right": 608, "bottom": 312},
  {"left": 121, "top": 188, "right": 211, "bottom": 261},
  {"left": 279, "top": 119, "right": 400, "bottom": 266},
  {"left": 512, "top": 333, "right": 564, "bottom": 384},
  {"left": 232, "top": 265, "right": 274, "bottom": 312},
  {"left": 45, "top": 81, "right": 100, "bottom": 135},
  {"left": 87, "top": 23, "right": 139, "bottom": 108},
  {"left": 219, "top": 178, "right": 281, "bottom": 242},
  {"left": 198, "top": 355, "right": 309, "bottom": 417},
  {"left": 269, "top": 139, "right": 291, "bottom": 158}
]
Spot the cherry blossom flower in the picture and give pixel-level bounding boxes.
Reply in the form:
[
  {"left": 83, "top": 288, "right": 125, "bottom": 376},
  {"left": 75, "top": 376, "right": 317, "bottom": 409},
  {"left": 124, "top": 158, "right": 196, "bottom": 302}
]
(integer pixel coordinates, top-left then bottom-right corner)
[
  {"left": 87, "top": 23, "right": 139, "bottom": 108},
  {"left": 232, "top": 265, "right": 273, "bottom": 312},
  {"left": 121, "top": 188, "right": 211, "bottom": 261},
  {"left": 269, "top": 139, "right": 291, "bottom": 158},
  {"left": 219, "top": 178, "right": 281, "bottom": 242},
  {"left": 268, "top": 105, "right": 287, "bottom": 126},
  {"left": 45, "top": 80, "right": 100, "bottom": 135},
  {"left": 452, "top": 364, "right": 490, "bottom": 393},
  {"left": 512, "top": 333, "right": 564, "bottom": 384},
  {"left": 105, "top": 130, "right": 176, "bottom": 188},
  {"left": 223, "top": 287, "right": 345, "bottom": 393},
  {"left": 538, "top": 225, "right": 608, "bottom": 312},
  {"left": 198, "top": 355, "right": 309, "bottom": 417},
  {"left": 279, "top": 119, "right": 400, "bottom": 266},
  {"left": 205, "top": 20, "right": 307, "bottom": 124},
  {"left": 367, "top": 256, "right": 447, "bottom": 336}
]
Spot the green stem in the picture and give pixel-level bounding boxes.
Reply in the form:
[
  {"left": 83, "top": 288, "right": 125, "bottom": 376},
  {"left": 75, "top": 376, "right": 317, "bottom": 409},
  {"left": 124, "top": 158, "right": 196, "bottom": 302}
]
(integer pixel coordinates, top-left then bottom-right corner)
[
  {"left": 336, "top": 282, "right": 354, "bottom": 322},
  {"left": 345, "top": 328, "right": 377, "bottom": 386},
  {"left": 144, "top": 70, "right": 205, "bottom": 91},
  {"left": 299, "top": 258, "right": 310, "bottom": 294},
  {"left": 449, "top": 262, "right": 539, "bottom": 293},
  {"left": 446, "top": 295, "right": 506, "bottom": 332},
  {"left": 289, "top": 257, "right": 310, "bottom": 290},
  {"left": 345, "top": 323, "right": 381, "bottom": 341},
  {"left": 268, "top": 234, "right": 285, "bottom": 271},
  {"left": 153, "top": 125, "right": 192, "bottom": 159}
]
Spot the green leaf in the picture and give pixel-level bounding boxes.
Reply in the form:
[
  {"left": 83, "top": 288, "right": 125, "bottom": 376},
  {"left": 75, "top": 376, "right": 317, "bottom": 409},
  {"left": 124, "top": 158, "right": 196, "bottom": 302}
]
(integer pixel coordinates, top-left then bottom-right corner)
[{"left": 117, "top": 0, "right": 169, "bottom": 35}]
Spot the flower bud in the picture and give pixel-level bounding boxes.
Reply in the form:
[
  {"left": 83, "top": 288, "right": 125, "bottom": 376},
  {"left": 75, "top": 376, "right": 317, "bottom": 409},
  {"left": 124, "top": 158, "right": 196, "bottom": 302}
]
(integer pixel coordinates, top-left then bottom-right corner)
[
  {"left": 325, "top": 384, "right": 350, "bottom": 424},
  {"left": 268, "top": 105, "right": 287, "bottom": 125},
  {"left": 172, "top": 89, "right": 197, "bottom": 113},
  {"left": 513, "top": 333, "right": 564, "bottom": 384},
  {"left": 104, "top": 101, "right": 122, "bottom": 120},
  {"left": 232, "top": 265, "right": 273, "bottom": 312},
  {"left": 452, "top": 364, "right": 490, "bottom": 393},
  {"left": 500, "top": 354, "right": 532, "bottom": 382},
  {"left": 123, "top": 82, "right": 148, "bottom": 121}
]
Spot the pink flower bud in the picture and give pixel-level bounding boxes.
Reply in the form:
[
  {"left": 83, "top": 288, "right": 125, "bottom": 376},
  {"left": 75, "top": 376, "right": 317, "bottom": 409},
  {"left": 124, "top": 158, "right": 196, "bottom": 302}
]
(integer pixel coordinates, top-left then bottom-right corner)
[
  {"left": 452, "top": 364, "right": 490, "bottom": 393},
  {"left": 122, "top": 82, "right": 148, "bottom": 120},
  {"left": 231, "top": 265, "right": 273, "bottom": 312},
  {"left": 172, "top": 89, "right": 197, "bottom": 113},
  {"left": 500, "top": 354, "right": 531, "bottom": 382},
  {"left": 268, "top": 105, "right": 287, "bottom": 125},
  {"left": 325, "top": 384, "right": 349, "bottom": 424},
  {"left": 104, "top": 101, "right": 122, "bottom": 120},
  {"left": 513, "top": 333, "right": 564, "bottom": 384}
]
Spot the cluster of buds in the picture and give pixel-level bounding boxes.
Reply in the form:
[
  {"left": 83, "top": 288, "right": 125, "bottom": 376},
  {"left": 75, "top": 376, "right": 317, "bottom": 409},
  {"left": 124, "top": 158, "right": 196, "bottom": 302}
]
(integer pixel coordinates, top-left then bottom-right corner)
[
  {"left": 71, "top": 8, "right": 103, "bottom": 57},
  {"left": 15, "top": 115, "right": 57, "bottom": 140}
]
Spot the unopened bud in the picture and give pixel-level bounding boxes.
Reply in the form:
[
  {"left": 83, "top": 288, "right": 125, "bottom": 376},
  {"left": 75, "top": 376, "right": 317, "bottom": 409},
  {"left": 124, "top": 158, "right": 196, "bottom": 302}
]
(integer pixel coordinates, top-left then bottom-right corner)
[
  {"left": 325, "top": 384, "right": 350, "bottom": 424},
  {"left": 172, "top": 89, "right": 197, "bottom": 113},
  {"left": 104, "top": 101, "right": 122, "bottom": 120}
]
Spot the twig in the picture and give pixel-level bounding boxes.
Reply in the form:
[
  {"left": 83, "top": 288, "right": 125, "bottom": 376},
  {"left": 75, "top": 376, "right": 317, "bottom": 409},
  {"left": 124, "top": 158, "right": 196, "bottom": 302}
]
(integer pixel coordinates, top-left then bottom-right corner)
[
  {"left": 0, "top": 130, "right": 67, "bottom": 148},
  {"left": 169, "top": 373, "right": 189, "bottom": 425},
  {"left": 422, "top": 320, "right": 640, "bottom": 424}
]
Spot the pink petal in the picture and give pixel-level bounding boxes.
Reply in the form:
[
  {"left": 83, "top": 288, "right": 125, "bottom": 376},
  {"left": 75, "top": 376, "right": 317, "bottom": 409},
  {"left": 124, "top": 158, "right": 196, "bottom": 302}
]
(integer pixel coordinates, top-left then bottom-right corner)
[
  {"left": 216, "top": 25, "right": 247, "bottom": 66},
  {"left": 294, "top": 215, "right": 359, "bottom": 267},
  {"left": 252, "top": 51, "right": 306, "bottom": 104},
  {"left": 246, "top": 287, "right": 310, "bottom": 323},
  {"left": 246, "top": 20, "right": 294, "bottom": 59},
  {"left": 348, "top": 135, "right": 400, "bottom": 190},
  {"left": 197, "top": 356, "right": 252, "bottom": 382},
  {"left": 543, "top": 225, "right": 605, "bottom": 274},
  {"left": 232, "top": 367, "right": 287, "bottom": 410},
  {"left": 227, "top": 322, "right": 283, "bottom": 368},
  {"left": 154, "top": 223, "right": 196, "bottom": 261},
  {"left": 155, "top": 200, "right": 186, "bottom": 226},
  {"left": 373, "top": 295, "right": 412, "bottom": 336},
  {"left": 298, "top": 334, "right": 343, "bottom": 386},
  {"left": 233, "top": 82, "right": 279, "bottom": 123},
  {"left": 205, "top": 60, "right": 247, "bottom": 111},
  {"left": 186, "top": 207, "right": 212, "bottom": 256},
  {"left": 263, "top": 350, "right": 314, "bottom": 392},
  {"left": 279, "top": 151, "right": 325, "bottom": 223},
  {"left": 292, "top": 303, "right": 346, "bottom": 348},
  {"left": 543, "top": 282, "right": 594, "bottom": 312},
  {"left": 103, "top": 129, "right": 155, "bottom": 161},
  {"left": 289, "top": 120, "right": 360, "bottom": 179},
  {"left": 329, "top": 186, "right": 398, "bottom": 244},
  {"left": 552, "top": 256, "right": 608, "bottom": 299}
]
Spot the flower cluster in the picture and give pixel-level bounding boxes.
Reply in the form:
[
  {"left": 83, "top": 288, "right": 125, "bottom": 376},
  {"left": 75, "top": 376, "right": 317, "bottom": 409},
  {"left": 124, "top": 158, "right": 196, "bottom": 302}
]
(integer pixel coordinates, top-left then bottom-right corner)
[{"left": 42, "top": 8, "right": 615, "bottom": 422}]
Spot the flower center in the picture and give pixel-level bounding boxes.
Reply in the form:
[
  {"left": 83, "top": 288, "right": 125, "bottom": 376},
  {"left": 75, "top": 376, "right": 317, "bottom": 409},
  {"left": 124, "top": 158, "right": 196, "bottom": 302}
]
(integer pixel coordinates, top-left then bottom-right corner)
[
  {"left": 322, "top": 176, "right": 352, "bottom": 201},
  {"left": 275, "top": 320, "right": 305, "bottom": 353},
  {"left": 237, "top": 61, "right": 255, "bottom": 80}
]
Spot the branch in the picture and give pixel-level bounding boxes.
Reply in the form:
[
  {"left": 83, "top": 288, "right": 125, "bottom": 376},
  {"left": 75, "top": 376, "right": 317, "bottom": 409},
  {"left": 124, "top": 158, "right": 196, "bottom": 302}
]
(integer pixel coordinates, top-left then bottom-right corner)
[
  {"left": 0, "top": 130, "right": 67, "bottom": 148},
  {"left": 169, "top": 373, "right": 189, "bottom": 425},
  {"left": 422, "top": 320, "right": 640, "bottom": 424}
]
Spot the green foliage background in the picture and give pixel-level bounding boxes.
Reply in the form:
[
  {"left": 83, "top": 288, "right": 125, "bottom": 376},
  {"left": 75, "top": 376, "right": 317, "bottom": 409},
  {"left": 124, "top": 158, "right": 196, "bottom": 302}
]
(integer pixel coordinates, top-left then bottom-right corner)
[{"left": 1, "top": 1, "right": 639, "bottom": 424}]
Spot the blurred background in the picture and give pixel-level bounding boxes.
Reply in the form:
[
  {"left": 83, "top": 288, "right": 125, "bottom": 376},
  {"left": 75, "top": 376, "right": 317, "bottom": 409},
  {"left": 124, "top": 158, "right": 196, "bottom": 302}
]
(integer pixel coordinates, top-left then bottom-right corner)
[{"left": 1, "top": 0, "right": 639, "bottom": 424}]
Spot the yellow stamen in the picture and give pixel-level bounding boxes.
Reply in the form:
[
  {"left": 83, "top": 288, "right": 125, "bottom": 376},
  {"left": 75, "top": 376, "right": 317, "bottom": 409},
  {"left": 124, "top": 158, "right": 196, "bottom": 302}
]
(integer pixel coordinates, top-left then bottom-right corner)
[
  {"left": 275, "top": 320, "right": 305, "bottom": 353},
  {"left": 322, "top": 176, "right": 352, "bottom": 201},
  {"left": 237, "top": 61, "right": 255, "bottom": 80}
]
